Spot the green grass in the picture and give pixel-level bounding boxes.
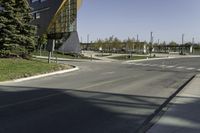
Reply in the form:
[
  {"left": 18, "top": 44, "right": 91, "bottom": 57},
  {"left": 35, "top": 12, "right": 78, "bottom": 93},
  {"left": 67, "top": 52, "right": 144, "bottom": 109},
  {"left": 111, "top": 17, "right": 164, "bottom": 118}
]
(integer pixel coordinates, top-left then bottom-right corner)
[
  {"left": 110, "top": 55, "right": 155, "bottom": 60},
  {"left": 32, "top": 51, "right": 98, "bottom": 60},
  {"left": 0, "top": 58, "right": 71, "bottom": 81}
]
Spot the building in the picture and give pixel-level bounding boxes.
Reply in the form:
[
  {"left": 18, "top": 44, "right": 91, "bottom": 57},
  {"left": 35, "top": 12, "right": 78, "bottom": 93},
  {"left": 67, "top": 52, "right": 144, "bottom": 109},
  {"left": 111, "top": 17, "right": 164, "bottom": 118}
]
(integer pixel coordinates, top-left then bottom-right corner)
[{"left": 28, "top": 0, "right": 82, "bottom": 53}]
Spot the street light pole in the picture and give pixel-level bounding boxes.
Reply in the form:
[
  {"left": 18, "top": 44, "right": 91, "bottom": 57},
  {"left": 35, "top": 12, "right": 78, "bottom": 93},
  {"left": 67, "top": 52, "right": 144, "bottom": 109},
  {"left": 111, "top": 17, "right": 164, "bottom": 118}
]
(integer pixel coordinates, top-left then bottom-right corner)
[
  {"left": 182, "top": 34, "right": 184, "bottom": 45},
  {"left": 150, "top": 32, "right": 153, "bottom": 57},
  {"left": 180, "top": 34, "right": 185, "bottom": 54}
]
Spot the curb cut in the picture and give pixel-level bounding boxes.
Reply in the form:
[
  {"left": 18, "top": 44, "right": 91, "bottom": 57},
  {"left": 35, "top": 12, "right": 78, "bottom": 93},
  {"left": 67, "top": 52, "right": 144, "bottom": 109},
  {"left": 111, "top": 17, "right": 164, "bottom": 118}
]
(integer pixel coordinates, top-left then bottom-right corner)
[
  {"left": 0, "top": 66, "right": 79, "bottom": 84},
  {"left": 136, "top": 75, "right": 196, "bottom": 133}
]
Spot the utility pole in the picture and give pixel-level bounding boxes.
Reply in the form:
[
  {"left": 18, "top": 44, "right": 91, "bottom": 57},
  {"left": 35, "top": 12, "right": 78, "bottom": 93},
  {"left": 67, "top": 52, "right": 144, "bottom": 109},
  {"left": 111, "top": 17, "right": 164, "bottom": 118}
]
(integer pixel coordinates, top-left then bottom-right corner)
[
  {"left": 150, "top": 32, "right": 153, "bottom": 57},
  {"left": 151, "top": 32, "right": 153, "bottom": 44},
  {"left": 137, "top": 34, "right": 139, "bottom": 42},
  {"left": 180, "top": 34, "right": 185, "bottom": 54},
  {"left": 182, "top": 34, "right": 184, "bottom": 45},
  {"left": 87, "top": 34, "right": 90, "bottom": 44}
]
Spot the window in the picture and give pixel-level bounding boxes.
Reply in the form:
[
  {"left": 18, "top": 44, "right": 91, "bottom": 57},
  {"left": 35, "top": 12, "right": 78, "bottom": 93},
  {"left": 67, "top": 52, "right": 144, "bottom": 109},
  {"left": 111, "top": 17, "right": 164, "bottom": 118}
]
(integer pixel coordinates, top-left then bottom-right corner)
[
  {"left": 31, "top": 0, "right": 39, "bottom": 3},
  {"left": 40, "top": 0, "right": 47, "bottom": 3},
  {"left": 34, "top": 12, "right": 40, "bottom": 19},
  {"left": 0, "top": 5, "right": 4, "bottom": 12}
]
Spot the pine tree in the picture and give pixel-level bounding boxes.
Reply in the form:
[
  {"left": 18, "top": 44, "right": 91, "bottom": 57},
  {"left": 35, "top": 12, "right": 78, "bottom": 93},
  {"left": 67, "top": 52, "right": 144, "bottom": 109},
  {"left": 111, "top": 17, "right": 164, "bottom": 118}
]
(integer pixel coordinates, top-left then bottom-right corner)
[{"left": 0, "top": 0, "right": 36, "bottom": 58}]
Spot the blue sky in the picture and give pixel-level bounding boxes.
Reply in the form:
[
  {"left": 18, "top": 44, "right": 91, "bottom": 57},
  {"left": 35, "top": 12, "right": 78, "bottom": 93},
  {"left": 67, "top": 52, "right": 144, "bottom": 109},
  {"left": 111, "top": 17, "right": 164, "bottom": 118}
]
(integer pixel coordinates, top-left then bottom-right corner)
[{"left": 77, "top": 0, "right": 200, "bottom": 44}]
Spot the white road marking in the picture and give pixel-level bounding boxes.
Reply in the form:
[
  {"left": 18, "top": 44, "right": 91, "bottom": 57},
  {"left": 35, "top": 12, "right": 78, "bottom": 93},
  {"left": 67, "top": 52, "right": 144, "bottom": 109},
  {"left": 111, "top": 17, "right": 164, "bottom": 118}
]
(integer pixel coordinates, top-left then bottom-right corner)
[
  {"left": 149, "top": 64, "right": 158, "bottom": 67},
  {"left": 129, "top": 63, "right": 198, "bottom": 72},
  {"left": 166, "top": 66, "right": 175, "bottom": 68},
  {"left": 186, "top": 68, "right": 195, "bottom": 70},
  {"left": 176, "top": 66, "right": 185, "bottom": 69}
]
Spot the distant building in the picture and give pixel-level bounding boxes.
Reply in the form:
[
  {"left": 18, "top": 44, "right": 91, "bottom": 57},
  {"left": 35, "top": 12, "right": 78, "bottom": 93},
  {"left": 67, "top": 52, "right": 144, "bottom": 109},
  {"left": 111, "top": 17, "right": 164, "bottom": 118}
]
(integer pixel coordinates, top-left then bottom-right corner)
[{"left": 28, "top": 0, "right": 82, "bottom": 53}]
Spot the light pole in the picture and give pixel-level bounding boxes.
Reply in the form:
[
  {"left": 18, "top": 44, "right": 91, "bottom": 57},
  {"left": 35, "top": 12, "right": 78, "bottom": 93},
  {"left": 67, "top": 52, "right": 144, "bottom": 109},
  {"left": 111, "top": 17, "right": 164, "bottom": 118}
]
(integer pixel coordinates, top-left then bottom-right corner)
[
  {"left": 182, "top": 34, "right": 184, "bottom": 45},
  {"left": 181, "top": 34, "right": 184, "bottom": 54},
  {"left": 149, "top": 32, "right": 153, "bottom": 57}
]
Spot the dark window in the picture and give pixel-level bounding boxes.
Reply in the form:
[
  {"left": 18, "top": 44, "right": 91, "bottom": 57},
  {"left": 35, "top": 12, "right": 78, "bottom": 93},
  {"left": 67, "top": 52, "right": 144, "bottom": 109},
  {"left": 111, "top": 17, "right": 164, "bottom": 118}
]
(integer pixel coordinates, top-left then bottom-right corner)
[
  {"left": 31, "top": 0, "right": 39, "bottom": 3},
  {"left": 0, "top": 5, "right": 4, "bottom": 12},
  {"left": 40, "top": 0, "right": 47, "bottom": 3},
  {"left": 34, "top": 12, "right": 41, "bottom": 19}
]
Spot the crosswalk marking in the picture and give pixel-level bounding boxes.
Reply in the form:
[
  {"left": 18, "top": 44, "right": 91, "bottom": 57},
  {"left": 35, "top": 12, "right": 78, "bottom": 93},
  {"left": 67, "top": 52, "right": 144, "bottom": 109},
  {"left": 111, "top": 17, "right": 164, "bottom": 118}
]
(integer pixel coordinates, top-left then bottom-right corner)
[
  {"left": 186, "top": 68, "right": 195, "bottom": 70},
  {"left": 128, "top": 62, "right": 200, "bottom": 71},
  {"left": 166, "top": 66, "right": 175, "bottom": 68},
  {"left": 176, "top": 66, "right": 185, "bottom": 69}
]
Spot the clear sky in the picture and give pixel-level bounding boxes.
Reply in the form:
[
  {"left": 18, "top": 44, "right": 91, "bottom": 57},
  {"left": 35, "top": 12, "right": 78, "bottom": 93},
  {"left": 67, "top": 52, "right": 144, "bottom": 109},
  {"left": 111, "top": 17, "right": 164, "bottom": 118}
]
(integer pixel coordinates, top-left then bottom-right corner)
[{"left": 77, "top": 0, "right": 200, "bottom": 44}]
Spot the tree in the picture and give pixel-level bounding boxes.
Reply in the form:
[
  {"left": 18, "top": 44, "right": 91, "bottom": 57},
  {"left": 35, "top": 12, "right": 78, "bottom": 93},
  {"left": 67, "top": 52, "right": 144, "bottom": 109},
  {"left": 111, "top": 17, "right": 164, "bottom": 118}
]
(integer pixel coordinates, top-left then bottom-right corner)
[
  {"left": 169, "top": 41, "right": 178, "bottom": 52},
  {"left": 0, "top": 0, "right": 36, "bottom": 58},
  {"left": 38, "top": 34, "right": 47, "bottom": 56},
  {"left": 125, "top": 37, "right": 135, "bottom": 51}
]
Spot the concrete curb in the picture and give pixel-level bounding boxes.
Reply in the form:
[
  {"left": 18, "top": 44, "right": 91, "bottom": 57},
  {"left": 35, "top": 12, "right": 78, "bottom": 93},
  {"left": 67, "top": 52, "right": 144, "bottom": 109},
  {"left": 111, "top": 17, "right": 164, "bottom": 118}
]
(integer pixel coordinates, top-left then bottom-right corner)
[
  {"left": 125, "top": 56, "right": 200, "bottom": 63},
  {"left": 33, "top": 56, "right": 113, "bottom": 63},
  {"left": 124, "top": 57, "right": 172, "bottom": 63},
  {"left": 0, "top": 66, "right": 79, "bottom": 84}
]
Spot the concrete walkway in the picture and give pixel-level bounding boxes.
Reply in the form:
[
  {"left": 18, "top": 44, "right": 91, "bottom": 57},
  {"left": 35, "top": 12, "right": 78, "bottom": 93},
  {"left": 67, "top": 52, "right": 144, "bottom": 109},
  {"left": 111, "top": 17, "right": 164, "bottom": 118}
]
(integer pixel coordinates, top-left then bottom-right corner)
[
  {"left": 81, "top": 51, "right": 118, "bottom": 62},
  {"left": 148, "top": 74, "right": 200, "bottom": 133}
]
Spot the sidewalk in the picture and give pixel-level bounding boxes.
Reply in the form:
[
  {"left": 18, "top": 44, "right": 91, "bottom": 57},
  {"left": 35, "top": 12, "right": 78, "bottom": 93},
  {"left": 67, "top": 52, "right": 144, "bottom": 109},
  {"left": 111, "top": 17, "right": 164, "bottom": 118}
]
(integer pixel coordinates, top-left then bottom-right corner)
[
  {"left": 33, "top": 55, "right": 112, "bottom": 63},
  {"left": 148, "top": 74, "right": 200, "bottom": 133}
]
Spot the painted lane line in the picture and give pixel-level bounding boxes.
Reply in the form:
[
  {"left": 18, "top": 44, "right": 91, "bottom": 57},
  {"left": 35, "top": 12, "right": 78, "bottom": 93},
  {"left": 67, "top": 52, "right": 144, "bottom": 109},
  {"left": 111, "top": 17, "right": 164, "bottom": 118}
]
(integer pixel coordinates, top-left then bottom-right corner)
[
  {"left": 166, "top": 66, "right": 175, "bottom": 68},
  {"left": 186, "top": 68, "right": 195, "bottom": 70},
  {"left": 176, "top": 66, "right": 185, "bottom": 69},
  {"left": 160, "top": 65, "right": 167, "bottom": 67}
]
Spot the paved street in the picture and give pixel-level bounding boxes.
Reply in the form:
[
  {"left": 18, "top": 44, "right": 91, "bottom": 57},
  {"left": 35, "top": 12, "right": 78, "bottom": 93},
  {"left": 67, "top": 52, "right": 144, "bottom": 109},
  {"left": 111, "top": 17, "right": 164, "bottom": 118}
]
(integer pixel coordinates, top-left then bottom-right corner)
[{"left": 0, "top": 57, "right": 199, "bottom": 133}]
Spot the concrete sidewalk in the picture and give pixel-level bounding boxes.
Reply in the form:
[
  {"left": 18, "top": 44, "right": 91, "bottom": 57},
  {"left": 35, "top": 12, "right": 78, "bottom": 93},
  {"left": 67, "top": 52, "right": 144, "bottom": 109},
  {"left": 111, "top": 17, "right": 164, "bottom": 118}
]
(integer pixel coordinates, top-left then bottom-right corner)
[{"left": 148, "top": 74, "right": 200, "bottom": 133}]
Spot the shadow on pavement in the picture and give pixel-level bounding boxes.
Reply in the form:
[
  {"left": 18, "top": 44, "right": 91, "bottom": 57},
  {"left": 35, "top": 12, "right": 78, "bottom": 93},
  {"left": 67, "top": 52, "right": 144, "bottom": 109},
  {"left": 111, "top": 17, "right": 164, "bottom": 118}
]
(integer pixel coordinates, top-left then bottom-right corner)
[{"left": 0, "top": 85, "right": 190, "bottom": 133}]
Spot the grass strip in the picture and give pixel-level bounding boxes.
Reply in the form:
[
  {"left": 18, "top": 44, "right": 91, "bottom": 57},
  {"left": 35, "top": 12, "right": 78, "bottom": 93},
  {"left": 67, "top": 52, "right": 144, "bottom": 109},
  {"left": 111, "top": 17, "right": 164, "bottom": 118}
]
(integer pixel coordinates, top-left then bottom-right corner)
[{"left": 0, "top": 58, "right": 71, "bottom": 81}]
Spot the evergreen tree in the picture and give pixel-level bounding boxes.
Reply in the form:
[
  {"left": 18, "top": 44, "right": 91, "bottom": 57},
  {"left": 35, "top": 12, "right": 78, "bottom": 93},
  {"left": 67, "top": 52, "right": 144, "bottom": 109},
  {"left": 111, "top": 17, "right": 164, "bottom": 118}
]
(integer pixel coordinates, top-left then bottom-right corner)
[{"left": 0, "top": 0, "right": 36, "bottom": 58}]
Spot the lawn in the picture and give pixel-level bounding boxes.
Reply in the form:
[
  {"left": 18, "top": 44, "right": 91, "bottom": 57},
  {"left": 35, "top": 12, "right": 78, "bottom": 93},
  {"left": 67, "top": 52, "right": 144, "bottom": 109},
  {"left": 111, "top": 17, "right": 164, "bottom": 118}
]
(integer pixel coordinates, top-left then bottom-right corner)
[
  {"left": 0, "top": 58, "right": 71, "bottom": 81},
  {"left": 110, "top": 55, "right": 155, "bottom": 60}
]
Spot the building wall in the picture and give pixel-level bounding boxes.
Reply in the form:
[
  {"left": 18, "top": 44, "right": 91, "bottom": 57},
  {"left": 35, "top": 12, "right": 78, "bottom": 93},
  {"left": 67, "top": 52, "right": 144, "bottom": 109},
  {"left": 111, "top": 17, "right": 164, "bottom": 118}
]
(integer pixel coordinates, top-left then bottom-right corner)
[
  {"left": 28, "top": 0, "right": 81, "bottom": 53},
  {"left": 28, "top": 0, "right": 63, "bottom": 36}
]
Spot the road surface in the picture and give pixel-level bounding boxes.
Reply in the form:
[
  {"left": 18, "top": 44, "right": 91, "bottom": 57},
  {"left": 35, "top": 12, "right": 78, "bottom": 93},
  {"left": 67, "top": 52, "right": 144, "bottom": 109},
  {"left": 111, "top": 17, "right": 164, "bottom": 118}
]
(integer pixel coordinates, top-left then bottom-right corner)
[{"left": 0, "top": 57, "right": 199, "bottom": 133}]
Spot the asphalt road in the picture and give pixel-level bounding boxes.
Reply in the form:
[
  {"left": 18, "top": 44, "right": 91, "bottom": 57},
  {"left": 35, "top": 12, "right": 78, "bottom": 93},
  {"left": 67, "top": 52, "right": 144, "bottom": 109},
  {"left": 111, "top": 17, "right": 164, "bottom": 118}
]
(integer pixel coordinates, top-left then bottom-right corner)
[{"left": 0, "top": 57, "right": 199, "bottom": 133}]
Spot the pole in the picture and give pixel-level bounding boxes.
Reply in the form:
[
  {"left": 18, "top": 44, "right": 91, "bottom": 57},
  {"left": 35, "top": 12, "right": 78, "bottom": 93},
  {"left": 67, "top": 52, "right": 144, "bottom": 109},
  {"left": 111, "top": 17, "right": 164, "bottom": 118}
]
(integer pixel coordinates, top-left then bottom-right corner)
[
  {"left": 137, "top": 34, "right": 139, "bottom": 42},
  {"left": 182, "top": 34, "right": 184, "bottom": 45},
  {"left": 181, "top": 34, "right": 184, "bottom": 54},
  {"left": 48, "top": 51, "right": 52, "bottom": 64},
  {"left": 150, "top": 32, "right": 153, "bottom": 57},
  {"left": 87, "top": 34, "right": 90, "bottom": 44}
]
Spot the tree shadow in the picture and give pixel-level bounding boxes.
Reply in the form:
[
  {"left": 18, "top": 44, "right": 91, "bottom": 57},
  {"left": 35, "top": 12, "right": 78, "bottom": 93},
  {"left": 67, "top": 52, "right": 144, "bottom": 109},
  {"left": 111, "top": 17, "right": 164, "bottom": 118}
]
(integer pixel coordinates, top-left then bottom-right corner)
[{"left": 0, "top": 85, "right": 168, "bottom": 133}]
